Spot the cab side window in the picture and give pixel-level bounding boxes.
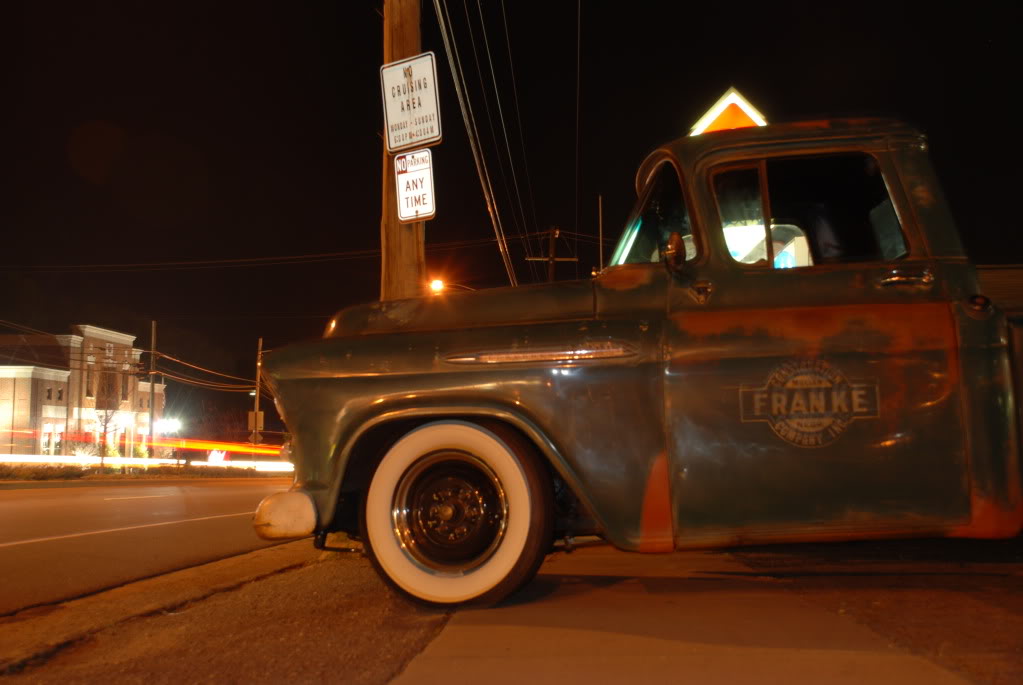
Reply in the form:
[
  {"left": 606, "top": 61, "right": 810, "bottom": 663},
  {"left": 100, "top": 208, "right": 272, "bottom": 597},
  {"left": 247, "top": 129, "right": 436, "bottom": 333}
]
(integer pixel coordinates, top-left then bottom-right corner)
[
  {"left": 713, "top": 153, "right": 907, "bottom": 268},
  {"left": 610, "top": 163, "right": 696, "bottom": 266}
]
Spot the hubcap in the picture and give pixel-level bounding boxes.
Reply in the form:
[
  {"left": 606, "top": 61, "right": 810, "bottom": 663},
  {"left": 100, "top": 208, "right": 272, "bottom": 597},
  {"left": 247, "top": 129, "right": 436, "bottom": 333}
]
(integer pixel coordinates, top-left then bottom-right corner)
[{"left": 392, "top": 451, "right": 507, "bottom": 573}]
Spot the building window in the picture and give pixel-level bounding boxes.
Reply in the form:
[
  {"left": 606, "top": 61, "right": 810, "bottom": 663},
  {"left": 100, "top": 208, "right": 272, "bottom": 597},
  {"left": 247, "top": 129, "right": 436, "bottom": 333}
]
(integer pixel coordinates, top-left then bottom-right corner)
[
  {"left": 46, "top": 388, "right": 52, "bottom": 400},
  {"left": 105, "top": 343, "right": 114, "bottom": 359},
  {"left": 121, "top": 370, "right": 129, "bottom": 400},
  {"left": 58, "top": 388, "right": 63, "bottom": 401},
  {"left": 98, "top": 371, "right": 117, "bottom": 410},
  {"left": 86, "top": 363, "right": 94, "bottom": 397}
]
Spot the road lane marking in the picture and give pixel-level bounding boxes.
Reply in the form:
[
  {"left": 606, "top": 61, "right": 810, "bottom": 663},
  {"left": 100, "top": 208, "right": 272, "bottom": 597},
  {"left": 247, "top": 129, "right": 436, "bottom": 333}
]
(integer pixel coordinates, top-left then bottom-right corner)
[
  {"left": 0, "top": 511, "right": 254, "bottom": 549},
  {"left": 104, "top": 495, "right": 174, "bottom": 501}
]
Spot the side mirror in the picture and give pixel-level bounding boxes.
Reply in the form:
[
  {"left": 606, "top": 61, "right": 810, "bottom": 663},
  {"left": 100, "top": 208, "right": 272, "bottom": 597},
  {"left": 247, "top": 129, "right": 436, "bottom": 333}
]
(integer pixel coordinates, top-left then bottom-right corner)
[{"left": 663, "top": 232, "right": 687, "bottom": 274}]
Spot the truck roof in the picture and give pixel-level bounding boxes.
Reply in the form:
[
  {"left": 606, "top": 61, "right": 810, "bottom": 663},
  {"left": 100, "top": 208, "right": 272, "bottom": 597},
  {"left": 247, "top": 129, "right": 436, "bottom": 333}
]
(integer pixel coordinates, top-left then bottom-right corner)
[{"left": 638, "top": 118, "right": 924, "bottom": 194}]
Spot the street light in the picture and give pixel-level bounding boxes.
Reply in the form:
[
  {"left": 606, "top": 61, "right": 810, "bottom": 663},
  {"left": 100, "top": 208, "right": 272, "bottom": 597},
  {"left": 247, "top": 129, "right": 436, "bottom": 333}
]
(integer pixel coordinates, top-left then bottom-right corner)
[
  {"left": 429, "top": 279, "right": 476, "bottom": 294},
  {"left": 153, "top": 419, "right": 182, "bottom": 435},
  {"left": 153, "top": 417, "right": 182, "bottom": 465}
]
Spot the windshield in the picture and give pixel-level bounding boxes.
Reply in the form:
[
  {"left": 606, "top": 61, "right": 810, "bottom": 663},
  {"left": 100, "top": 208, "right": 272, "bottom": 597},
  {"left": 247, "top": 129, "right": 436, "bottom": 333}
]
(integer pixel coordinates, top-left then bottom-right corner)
[{"left": 609, "top": 163, "right": 695, "bottom": 266}]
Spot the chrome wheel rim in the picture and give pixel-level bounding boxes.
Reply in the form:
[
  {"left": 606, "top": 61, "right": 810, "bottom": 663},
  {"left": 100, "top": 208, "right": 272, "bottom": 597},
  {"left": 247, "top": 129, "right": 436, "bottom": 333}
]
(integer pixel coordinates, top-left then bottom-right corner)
[{"left": 392, "top": 450, "right": 507, "bottom": 573}]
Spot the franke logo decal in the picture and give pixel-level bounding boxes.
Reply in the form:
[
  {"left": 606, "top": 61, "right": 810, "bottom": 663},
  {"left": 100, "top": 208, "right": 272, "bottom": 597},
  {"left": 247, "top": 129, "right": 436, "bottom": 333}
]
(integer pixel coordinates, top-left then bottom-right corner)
[{"left": 739, "top": 359, "right": 879, "bottom": 448}]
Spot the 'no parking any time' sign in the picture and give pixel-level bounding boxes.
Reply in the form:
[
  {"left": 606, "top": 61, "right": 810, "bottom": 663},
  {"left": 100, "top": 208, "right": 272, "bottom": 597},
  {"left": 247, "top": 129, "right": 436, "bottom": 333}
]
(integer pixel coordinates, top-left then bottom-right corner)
[{"left": 394, "top": 149, "right": 435, "bottom": 223}]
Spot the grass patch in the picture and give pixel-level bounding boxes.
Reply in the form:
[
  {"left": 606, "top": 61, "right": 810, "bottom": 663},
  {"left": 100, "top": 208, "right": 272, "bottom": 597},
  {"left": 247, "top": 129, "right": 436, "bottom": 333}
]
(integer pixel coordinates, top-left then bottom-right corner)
[{"left": 0, "top": 464, "right": 89, "bottom": 481}]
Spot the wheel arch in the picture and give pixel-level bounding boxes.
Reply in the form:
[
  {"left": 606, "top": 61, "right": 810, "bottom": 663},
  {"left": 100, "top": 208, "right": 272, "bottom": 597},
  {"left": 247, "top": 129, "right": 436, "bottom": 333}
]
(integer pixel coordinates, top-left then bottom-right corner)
[{"left": 327, "top": 405, "right": 605, "bottom": 538}]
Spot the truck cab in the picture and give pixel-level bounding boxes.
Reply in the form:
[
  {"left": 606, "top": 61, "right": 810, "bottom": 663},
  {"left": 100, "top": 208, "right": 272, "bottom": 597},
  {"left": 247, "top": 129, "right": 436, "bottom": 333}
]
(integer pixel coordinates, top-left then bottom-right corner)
[{"left": 604, "top": 118, "right": 1020, "bottom": 547}]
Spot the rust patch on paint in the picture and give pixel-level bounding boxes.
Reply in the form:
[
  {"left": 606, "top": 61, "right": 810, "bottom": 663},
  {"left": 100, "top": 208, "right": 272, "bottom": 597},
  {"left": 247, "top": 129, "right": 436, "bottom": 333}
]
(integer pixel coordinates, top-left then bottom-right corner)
[
  {"left": 672, "top": 303, "right": 956, "bottom": 359},
  {"left": 599, "top": 265, "right": 655, "bottom": 292},
  {"left": 949, "top": 492, "right": 1023, "bottom": 539},
  {"left": 638, "top": 451, "right": 674, "bottom": 552},
  {"left": 786, "top": 120, "right": 835, "bottom": 130}
]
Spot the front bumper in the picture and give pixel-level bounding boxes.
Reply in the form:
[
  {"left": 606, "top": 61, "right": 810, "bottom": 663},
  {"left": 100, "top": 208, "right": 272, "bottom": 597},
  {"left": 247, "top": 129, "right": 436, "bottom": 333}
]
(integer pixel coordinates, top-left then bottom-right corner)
[{"left": 253, "top": 490, "right": 318, "bottom": 539}]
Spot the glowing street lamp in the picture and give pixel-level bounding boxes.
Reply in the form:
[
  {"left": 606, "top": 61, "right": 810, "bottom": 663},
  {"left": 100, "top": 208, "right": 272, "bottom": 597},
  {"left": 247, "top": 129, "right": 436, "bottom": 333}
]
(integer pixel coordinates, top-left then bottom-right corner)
[
  {"left": 155, "top": 418, "right": 182, "bottom": 434},
  {"left": 429, "top": 279, "right": 475, "bottom": 294}
]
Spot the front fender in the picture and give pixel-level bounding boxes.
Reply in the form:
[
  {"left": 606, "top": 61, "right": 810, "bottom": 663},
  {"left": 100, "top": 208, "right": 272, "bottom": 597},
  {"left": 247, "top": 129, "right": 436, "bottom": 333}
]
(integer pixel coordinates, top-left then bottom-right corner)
[{"left": 321, "top": 402, "right": 608, "bottom": 538}]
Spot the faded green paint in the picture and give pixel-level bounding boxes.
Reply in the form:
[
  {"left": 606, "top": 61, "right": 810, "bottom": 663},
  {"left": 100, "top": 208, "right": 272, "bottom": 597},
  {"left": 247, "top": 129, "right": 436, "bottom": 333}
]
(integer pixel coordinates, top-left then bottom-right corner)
[{"left": 262, "top": 119, "right": 1023, "bottom": 551}]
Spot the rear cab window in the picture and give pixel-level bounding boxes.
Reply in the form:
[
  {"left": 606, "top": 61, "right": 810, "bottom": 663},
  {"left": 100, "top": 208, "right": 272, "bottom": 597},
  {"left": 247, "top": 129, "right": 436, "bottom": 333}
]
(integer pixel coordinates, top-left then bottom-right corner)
[{"left": 712, "top": 153, "right": 908, "bottom": 269}]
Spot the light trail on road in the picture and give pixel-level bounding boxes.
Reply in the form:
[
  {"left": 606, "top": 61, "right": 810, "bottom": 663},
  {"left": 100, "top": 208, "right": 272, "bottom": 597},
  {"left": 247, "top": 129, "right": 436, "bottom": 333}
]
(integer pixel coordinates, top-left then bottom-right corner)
[{"left": 0, "top": 428, "right": 284, "bottom": 456}]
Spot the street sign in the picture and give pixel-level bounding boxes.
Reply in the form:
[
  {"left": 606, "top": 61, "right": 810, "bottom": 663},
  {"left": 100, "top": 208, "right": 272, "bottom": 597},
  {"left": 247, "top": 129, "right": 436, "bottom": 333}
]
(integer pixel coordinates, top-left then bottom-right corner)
[
  {"left": 380, "top": 52, "right": 442, "bottom": 153},
  {"left": 394, "top": 149, "right": 436, "bottom": 222}
]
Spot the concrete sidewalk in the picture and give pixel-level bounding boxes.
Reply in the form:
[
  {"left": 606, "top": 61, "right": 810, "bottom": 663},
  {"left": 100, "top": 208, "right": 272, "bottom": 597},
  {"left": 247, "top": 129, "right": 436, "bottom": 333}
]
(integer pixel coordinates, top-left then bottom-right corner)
[{"left": 394, "top": 545, "right": 968, "bottom": 685}]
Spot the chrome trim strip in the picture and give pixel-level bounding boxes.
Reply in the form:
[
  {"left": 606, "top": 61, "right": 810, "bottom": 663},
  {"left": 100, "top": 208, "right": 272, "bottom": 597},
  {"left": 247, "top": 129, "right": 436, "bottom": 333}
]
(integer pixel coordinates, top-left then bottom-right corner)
[{"left": 445, "top": 340, "right": 635, "bottom": 365}]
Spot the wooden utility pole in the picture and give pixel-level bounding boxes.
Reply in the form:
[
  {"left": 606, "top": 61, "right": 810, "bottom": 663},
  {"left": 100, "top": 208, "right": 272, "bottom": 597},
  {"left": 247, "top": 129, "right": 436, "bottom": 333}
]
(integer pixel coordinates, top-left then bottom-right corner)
[
  {"left": 250, "top": 337, "right": 263, "bottom": 445},
  {"left": 547, "top": 227, "right": 559, "bottom": 282},
  {"left": 149, "top": 320, "right": 156, "bottom": 454},
  {"left": 380, "top": 0, "right": 426, "bottom": 301},
  {"left": 525, "top": 227, "right": 578, "bottom": 283}
]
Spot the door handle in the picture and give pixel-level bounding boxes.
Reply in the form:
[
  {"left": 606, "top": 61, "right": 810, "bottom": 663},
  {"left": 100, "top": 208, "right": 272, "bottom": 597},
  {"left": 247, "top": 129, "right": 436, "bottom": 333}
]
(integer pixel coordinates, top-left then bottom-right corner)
[
  {"left": 689, "top": 280, "right": 714, "bottom": 305},
  {"left": 876, "top": 268, "right": 934, "bottom": 287}
]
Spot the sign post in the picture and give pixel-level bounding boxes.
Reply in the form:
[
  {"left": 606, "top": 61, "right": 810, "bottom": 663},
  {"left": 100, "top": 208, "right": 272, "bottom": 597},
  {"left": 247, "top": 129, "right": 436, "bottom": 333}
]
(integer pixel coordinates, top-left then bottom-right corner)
[{"left": 378, "top": 37, "right": 443, "bottom": 301}]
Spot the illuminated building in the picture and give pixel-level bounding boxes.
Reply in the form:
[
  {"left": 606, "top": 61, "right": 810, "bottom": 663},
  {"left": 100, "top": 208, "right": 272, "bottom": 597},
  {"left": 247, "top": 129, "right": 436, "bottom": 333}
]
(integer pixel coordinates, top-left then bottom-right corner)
[{"left": 0, "top": 325, "right": 164, "bottom": 455}]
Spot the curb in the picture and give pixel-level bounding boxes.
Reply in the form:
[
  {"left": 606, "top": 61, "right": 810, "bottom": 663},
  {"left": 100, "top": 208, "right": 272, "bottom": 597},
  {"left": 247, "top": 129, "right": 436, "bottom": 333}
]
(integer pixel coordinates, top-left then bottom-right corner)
[{"left": 0, "top": 538, "right": 320, "bottom": 675}]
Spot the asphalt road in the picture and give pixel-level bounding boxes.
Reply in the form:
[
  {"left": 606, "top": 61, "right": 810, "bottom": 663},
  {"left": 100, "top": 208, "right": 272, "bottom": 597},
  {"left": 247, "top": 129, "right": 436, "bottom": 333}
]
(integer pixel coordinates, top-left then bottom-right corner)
[
  {"left": 0, "top": 478, "right": 291, "bottom": 615},
  {"left": 3, "top": 536, "right": 1020, "bottom": 683}
]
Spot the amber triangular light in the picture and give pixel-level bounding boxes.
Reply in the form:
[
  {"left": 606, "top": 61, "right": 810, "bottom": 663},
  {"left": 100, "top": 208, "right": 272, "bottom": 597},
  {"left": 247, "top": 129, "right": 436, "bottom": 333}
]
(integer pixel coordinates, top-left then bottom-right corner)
[{"left": 690, "top": 87, "right": 767, "bottom": 136}]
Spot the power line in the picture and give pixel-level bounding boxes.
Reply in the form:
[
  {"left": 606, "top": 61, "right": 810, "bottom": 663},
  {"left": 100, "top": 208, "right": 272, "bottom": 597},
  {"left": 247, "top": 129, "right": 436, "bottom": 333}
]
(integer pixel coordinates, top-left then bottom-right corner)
[
  {"left": 466, "top": 0, "right": 536, "bottom": 281},
  {"left": 434, "top": 0, "right": 518, "bottom": 286},
  {"left": 0, "top": 319, "right": 259, "bottom": 395},
  {"left": 0, "top": 236, "right": 502, "bottom": 273},
  {"left": 574, "top": 0, "right": 582, "bottom": 279},
  {"left": 499, "top": 0, "right": 542, "bottom": 270},
  {"left": 158, "top": 371, "right": 255, "bottom": 393},
  {"left": 158, "top": 352, "right": 255, "bottom": 383},
  {"left": 155, "top": 364, "right": 253, "bottom": 389},
  {"left": 0, "top": 319, "right": 52, "bottom": 336}
]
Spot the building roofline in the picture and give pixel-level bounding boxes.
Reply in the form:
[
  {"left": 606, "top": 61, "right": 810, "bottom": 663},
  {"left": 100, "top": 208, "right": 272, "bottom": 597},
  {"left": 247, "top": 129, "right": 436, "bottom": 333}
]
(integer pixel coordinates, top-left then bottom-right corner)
[
  {"left": 55, "top": 334, "right": 84, "bottom": 348},
  {"left": 0, "top": 365, "right": 71, "bottom": 381},
  {"left": 73, "top": 325, "right": 137, "bottom": 346}
]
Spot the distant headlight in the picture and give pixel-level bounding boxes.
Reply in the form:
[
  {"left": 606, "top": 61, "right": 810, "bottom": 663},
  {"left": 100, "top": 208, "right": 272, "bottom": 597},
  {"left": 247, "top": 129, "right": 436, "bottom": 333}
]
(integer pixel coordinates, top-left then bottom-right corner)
[{"left": 279, "top": 441, "right": 292, "bottom": 463}]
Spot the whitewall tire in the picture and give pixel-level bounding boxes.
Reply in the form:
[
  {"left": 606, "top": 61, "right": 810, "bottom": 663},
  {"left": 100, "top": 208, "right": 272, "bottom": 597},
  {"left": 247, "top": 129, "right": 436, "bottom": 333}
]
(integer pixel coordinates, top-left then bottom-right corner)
[{"left": 362, "top": 420, "right": 553, "bottom": 605}]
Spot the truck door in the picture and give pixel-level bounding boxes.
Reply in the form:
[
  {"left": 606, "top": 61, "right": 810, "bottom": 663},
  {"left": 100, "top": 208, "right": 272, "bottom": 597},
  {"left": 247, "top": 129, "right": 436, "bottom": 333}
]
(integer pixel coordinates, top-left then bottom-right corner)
[{"left": 666, "top": 149, "right": 971, "bottom": 545}]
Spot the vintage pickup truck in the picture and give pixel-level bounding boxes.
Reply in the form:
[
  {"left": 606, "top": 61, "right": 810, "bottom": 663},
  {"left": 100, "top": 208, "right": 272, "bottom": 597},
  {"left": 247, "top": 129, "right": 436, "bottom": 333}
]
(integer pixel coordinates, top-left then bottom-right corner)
[{"left": 254, "top": 118, "right": 1023, "bottom": 606}]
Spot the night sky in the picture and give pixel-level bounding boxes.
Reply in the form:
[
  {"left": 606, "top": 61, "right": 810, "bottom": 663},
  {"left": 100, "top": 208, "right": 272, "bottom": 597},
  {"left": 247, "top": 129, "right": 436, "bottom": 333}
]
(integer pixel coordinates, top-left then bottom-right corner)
[{"left": 6, "top": 1, "right": 1022, "bottom": 425}]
